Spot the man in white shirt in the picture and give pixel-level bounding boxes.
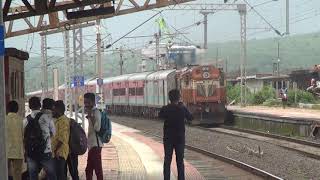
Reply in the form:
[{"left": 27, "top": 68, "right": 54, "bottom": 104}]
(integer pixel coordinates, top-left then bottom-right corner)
[
  {"left": 84, "top": 93, "right": 103, "bottom": 180},
  {"left": 41, "top": 98, "right": 55, "bottom": 121},
  {"left": 24, "top": 97, "right": 56, "bottom": 180}
]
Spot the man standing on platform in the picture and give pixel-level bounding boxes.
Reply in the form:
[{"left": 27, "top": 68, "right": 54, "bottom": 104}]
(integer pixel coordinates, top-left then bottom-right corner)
[
  {"left": 41, "top": 98, "right": 55, "bottom": 119},
  {"left": 159, "top": 89, "right": 193, "bottom": 180},
  {"left": 84, "top": 93, "right": 103, "bottom": 180},
  {"left": 24, "top": 97, "right": 56, "bottom": 180},
  {"left": 52, "top": 100, "right": 70, "bottom": 180},
  {"left": 6, "top": 101, "right": 24, "bottom": 180}
]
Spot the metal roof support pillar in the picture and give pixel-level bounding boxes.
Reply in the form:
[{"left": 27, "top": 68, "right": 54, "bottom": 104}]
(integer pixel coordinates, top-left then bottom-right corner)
[
  {"left": 64, "top": 30, "right": 73, "bottom": 118},
  {"left": 0, "top": 0, "right": 8, "bottom": 178},
  {"left": 96, "top": 19, "right": 104, "bottom": 109},
  {"left": 72, "top": 24, "right": 85, "bottom": 126}
]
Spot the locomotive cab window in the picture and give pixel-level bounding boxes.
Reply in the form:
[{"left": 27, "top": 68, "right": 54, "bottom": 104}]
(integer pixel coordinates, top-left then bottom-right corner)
[
  {"left": 208, "top": 85, "right": 217, "bottom": 96},
  {"left": 220, "top": 74, "right": 225, "bottom": 86},
  {"left": 197, "top": 84, "right": 206, "bottom": 97}
]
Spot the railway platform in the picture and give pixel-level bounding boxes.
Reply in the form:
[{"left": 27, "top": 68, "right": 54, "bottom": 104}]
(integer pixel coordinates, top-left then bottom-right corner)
[
  {"left": 77, "top": 122, "right": 261, "bottom": 180},
  {"left": 228, "top": 105, "right": 320, "bottom": 123}
]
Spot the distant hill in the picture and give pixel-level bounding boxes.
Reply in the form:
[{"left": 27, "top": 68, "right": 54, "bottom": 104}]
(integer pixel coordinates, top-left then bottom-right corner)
[
  {"left": 201, "top": 32, "right": 320, "bottom": 74},
  {"left": 25, "top": 32, "right": 320, "bottom": 92}
]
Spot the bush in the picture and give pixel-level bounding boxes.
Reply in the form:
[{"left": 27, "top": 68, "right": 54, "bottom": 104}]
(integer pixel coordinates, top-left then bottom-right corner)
[
  {"left": 226, "top": 84, "right": 253, "bottom": 104},
  {"left": 252, "top": 86, "right": 276, "bottom": 105},
  {"left": 262, "top": 98, "right": 282, "bottom": 107},
  {"left": 227, "top": 84, "right": 240, "bottom": 103},
  {"left": 287, "top": 90, "right": 316, "bottom": 104}
]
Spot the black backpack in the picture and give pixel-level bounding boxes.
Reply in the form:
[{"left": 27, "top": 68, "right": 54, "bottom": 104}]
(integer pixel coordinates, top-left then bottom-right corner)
[
  {"left": 69, "top": 118, "right": 87, "bottom": 155},
  {"left": 24, "top": 113, "right": 47, "bottom": 160}
]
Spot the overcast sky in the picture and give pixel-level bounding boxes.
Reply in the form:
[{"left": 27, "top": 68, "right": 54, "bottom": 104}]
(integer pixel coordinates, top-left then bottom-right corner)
[{"left": 4, "top": 0, "right": 320, "bottom": 57}]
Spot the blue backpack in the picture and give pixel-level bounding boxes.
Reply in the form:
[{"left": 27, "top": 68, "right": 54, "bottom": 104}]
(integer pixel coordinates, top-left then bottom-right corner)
[{"left": 96, "top": 110, "right": 112, "bottom": 144}]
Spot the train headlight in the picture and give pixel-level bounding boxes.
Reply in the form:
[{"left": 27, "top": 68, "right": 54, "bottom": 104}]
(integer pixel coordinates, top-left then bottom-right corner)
[{"left": 203, "top": 72, "right": 210, "bottom": 79}]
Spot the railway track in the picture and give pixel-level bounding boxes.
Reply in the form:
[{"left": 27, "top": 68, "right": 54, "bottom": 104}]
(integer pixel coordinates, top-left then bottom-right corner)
[
  {"left": 193, "top": 125, "right": 320, "bottom": 160},
  {"left": 142, "top": 130, "right": 283, "bottom": 180},
  {"left": 112, "top": 116, "right": 320, "bottom": 179},
  {"left": 220, "top": 125, "right": 320, "bottom": 148}
]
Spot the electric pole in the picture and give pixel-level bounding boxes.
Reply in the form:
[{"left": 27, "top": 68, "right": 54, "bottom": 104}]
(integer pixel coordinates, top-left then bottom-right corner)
[
  {"left": 286, "top": 0, "right": 289, "bottom": 35},
  {"left": 41, "top": 22, "right": 48, "bottom": 100},
  {"left": 277, "top": 41, "right": 280, "bottom": 77},
  {"left": 239, "top": 4, "right": 247, "bottom": 107},
  {"left": 97, "top": 20, "right": 102, "bottom": 80},
  {"left": 96, "top": 19, "right": 104, "bottom": 109},
  {"left": 216, "top": 47, "right": 219, "bottom": 67},
  {"left": 53, "top": 68, "right": 59, "bottom": 101},
  {"left": 119, "top": 46, "right": 124, "bottom": 75},
  {"left": 0, "top": 0, "right": 8, "bottom": 178},
  {"left": 202, "top": 12, "right": 209, "bottom": 49},
  {"left": 225, "top": 57, "right": 228, "bottom": 74},
  {"left": 155, "top": 33, "right": 160, "bottom": 70}
]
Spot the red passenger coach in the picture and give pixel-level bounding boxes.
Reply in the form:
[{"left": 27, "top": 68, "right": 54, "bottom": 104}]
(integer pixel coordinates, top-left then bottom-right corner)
[{"left": 4, "top": 48, "right": 29, "bottom": 116}]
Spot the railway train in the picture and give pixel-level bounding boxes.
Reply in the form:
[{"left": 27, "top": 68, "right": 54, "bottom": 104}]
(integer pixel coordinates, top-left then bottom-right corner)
[
  {"left": 28, "top": 64, "right": 227, "bottom": 125},
  {"left": 3, "top": 48, "right": 29, "bottom": 117}
]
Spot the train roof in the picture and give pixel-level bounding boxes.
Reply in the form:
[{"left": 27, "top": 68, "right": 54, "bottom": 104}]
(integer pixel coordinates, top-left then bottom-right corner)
[
  {"left": 128, "top": 71, "right": 154, "bottom": 81},
  {"left": 26, "top": 90, "right": 42, "bottom": 96},
  {"left": 86, "top": 77, "right": 98, "bottom": 86},
  {"left": 107, "top": 73, "right": 138, "bottom": 83},
  {"left": 146, "top": 69, "right": 176, "bottom": 81}
]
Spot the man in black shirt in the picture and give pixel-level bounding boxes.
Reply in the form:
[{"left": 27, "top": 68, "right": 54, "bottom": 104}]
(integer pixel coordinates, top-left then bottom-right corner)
[{"left": 159, "top": 89, "right": 193, "bottom": 180}]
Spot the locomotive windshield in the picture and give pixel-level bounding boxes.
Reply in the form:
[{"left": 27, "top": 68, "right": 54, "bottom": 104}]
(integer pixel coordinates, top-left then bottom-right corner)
[
  {"left": 197, "top": 84, "right": 206, "bottom": 97},
  {"left": 196, "top": 80, "right": 218, "bottom": 97}
]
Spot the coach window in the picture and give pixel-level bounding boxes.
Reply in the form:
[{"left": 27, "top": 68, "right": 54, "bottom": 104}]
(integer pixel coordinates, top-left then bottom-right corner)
[
  {"left": 129, "top": 88, "right": 136, "bottom": 96},
  {"left": 136, "top": 87, "right": 144, "bottom": 96},
  {"left": 119, "top": 88, "right": 126, "bottom": 96},
  {"left": 112, "top": 89, "right": 119, "bottom": 96}
]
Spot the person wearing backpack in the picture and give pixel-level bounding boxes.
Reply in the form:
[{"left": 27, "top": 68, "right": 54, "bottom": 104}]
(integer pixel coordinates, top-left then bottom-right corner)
[
  {"left": 66, "top": 117, "right": 87, "bottom": 180},
  {"left": 24, "top": 97, "right": 57, "bottom": 180},
  {"left": 66, "top": 117, "right": 86, "bottom": 180},
  {"left": 84, "top": 93, "right": 103, "bottom": 180},
  {"left": 37, "top": 98, "right": 56, "bottom": 179},
  {"left": 64, "top": 110, "right": 88, "bottom": 180},
  {"left": 6, "top": 101, "right": 24, "bottom": 180},
  {"left": 52, "top": 100, "right": 70, "bottom": 180},
  {"left": 41, "top": 98, "right": 55, "bottom": 118}
]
